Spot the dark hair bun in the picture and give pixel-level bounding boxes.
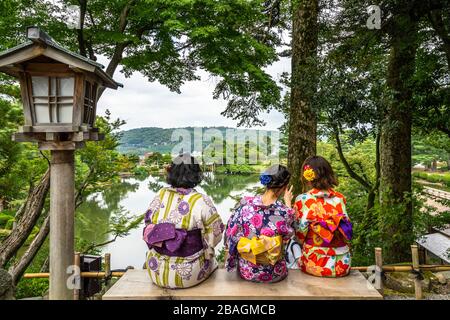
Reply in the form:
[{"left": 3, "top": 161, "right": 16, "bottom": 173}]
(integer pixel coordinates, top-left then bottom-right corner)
[
  {"left": 166, "top": 153, "right": 203, "bottom": 188},
  {"left": 263, "top": 164, "right": 291, "bottom": 189}
]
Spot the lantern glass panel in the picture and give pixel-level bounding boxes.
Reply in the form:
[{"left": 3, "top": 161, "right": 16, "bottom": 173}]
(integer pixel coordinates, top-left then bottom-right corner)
[
  {"left": 59, "top": 105, "right": 73, "bottom": 123},
  {"left": 60, "top": 78, "right": 74, "bottom": 96},
  {"left": 31, "top": 76, "right": 48, "bottom": 96},
  {"left": 31, "top": 76, "right": 74, "bottom": 124},
  {"left": 50, "top": 77, "right": 56, "bottom": 95},
  {"left": 35, "top": 104, "right": 50, "bottom": 123}
]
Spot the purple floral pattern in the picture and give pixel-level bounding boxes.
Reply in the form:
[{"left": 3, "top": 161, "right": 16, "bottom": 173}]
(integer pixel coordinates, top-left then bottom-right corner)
[
  {"left": 225, "top": 195, "right": 294, "bottom": 283},
  {"left": 178, "top": 201, "right": 190, "bottom": 215},
  {"left": 148, "top": 257, "right": 159, "bottom": 272}
]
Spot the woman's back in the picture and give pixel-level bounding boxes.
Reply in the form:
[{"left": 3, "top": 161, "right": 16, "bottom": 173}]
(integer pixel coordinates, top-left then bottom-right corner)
[
  {"left": 144, "top": 187, "right": 223, "bottom": 288},
  {"left": 294, "top": 189, "right": 352, "bottom": 277},
  {"left": 225, "top": 194, "right": 294, "bottom": 283},
  {"left": 143, "top": 154, "right": 224, "bottom": 289}
]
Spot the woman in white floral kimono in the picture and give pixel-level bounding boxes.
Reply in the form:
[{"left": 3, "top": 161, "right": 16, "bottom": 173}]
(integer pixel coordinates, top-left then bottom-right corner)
[{"left": 143, "top": 154, "right": 224, "bottom": 288}]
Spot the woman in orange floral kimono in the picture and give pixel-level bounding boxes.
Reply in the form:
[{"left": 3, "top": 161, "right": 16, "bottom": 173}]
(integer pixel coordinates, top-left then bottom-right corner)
[{"left": 293, "top": 156, "right": 352, "bottom": 277}]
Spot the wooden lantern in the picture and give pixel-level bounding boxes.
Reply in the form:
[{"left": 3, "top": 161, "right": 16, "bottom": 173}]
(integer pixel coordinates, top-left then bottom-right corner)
[
  {"left": 0, "top": 27, "right": 122, "bottom": 300},
  {"left": 0, "top": 26, "right": 122, "bottom": 150}
]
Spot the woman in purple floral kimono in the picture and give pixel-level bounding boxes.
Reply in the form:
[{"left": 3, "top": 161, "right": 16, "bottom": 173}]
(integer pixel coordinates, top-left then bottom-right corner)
[
  {"left": 143, "top": 154, "right": 224, "bottom": 288},
  {"left": 225, "top": 165, "right": 294, "bottom": 283}
]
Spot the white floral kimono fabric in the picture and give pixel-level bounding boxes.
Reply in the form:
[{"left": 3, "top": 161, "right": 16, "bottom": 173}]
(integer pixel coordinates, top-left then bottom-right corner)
[{"left": 143, "top": 187, "right": 224, "bottom": 288}]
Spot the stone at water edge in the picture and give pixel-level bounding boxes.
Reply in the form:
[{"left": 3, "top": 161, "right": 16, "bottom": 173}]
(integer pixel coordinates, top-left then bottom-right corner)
[
  {"left": 0, "top": 268, "right": 15, "bottom": 300},
  {"left": 434, "top": 271, "right": 450, "bottom": 285}
]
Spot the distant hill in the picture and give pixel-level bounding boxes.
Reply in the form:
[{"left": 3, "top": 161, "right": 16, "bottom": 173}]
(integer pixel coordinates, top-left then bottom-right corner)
[{"left": 118, "top": 126, "right": 278, "bottom": 155}]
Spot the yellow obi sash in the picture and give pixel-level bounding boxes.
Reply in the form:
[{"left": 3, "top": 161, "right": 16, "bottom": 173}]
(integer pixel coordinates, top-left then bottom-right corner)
[{"left": 237, "top": 235, "right": 283, "bottom": 265}]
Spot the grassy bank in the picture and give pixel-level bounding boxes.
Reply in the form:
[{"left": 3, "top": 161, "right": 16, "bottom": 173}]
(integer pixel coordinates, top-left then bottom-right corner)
[{"left": 413, "top": 171, "right": 450, "bottom": 189}]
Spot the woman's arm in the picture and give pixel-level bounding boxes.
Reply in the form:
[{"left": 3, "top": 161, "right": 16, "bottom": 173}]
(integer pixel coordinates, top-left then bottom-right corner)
[
  {"left": 144, "top": 190, "right": 163, "bottom": 225},
  {"left": 200, "top": 196, "right": 224, "bottom": 250},
  {"left": 293, "top": 195, "right": 311, "bottom": 245},
  {"left": 224, "top": 203, "right": 245, "bottom": 271}
]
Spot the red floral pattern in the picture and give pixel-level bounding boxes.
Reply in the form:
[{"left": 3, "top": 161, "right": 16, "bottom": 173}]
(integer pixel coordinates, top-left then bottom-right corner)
[{"left": 294, "top": 189, "right": 352, "bottom": 277}]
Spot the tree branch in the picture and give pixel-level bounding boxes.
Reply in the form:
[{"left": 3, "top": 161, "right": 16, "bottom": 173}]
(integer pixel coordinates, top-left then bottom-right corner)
[
  {"left": 333, "top": 126, "right": 372, "bottom": 191},
  {"left": 428, "top": 8, "right": 450, "bottom": 68},
  {"left": 75, "top": 167, "right": 96, "bottom": 209},
  {"left": 76, "top": 0, "right": 88, "bottom": 57},
  {"left": 97, "top": 0, "right": 137, "bottom": 99},
  {"left": 0, "top": 169, "right": 50, "bottom": 268},
  {"left": 374, "top": 127, "right": 381, "bottom": 191},
  {"left": 82, "top": 235, "right": 119, "bottom": 254}
]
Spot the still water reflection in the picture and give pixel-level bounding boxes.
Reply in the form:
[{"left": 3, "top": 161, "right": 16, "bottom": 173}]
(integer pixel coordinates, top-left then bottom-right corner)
[{"left": 75, "top": 173, "right": 260, "bottom": 269}]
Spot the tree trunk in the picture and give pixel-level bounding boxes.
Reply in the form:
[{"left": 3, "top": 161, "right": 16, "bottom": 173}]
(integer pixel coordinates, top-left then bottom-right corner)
[
  {"left": 380, "top": 11, "right": 418, "bottom": 263},
  {"left": 0, "top": 169, "right": 50, "bottom": 268},
  {"left": 9, "top": 216, "right": 49, "bottom": 285},
  {"left": 76, "top": 0, "right": 87, "bottom": 57},
  {"left": 288, "top": 0, "right": 318, "bottom": 195}
]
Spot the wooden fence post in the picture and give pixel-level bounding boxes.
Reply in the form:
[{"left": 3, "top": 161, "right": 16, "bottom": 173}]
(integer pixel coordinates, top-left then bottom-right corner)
[
  {"left": 374, "top": 247, "right": 384, "bottom": 295},
  {"left": 411, "top": 245, "right": 423, "bottom": 300},
  {"left": 73, "top": 252, "right": 80, "bottom": 300},
  {"left": 104, "top": 253, "right": 111, "bottom": 280}
]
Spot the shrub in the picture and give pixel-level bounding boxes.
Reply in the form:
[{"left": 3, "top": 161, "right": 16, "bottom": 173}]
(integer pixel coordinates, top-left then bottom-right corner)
[
  {"left": 215, "top": 164, "right": 256, "bottom": 175},
  {"left": 15, "top": 278, "right": 49, "bottom": 299},
  {"left": 132, "top": 166, "right": 149, "bottom": 177},
  {"left": 0, "top": 210, "right": 14, "bottom": 226},
  {"left": 5, "top": 217, "right": 15, "bottom": 230},
  {"left": 0, "top": 229, "right": 11, "bottom": 240},
  {"left": 0, "top": 214, "right": 12, "bottom": 227}
]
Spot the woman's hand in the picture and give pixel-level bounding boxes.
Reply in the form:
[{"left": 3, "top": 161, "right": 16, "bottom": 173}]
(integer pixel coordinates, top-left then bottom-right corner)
[{"left": 284, "top": 185, "right": 294, "bottom": 208}]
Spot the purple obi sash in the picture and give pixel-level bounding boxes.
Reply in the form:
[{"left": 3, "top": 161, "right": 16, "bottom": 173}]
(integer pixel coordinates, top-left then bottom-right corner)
[{"left": 143, "top": 222, "right": 203, "bottom": 257}]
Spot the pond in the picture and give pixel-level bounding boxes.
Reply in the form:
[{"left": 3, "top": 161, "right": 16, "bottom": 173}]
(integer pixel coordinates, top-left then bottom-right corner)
[{"left": 75, "top": 173, "right": 260, "bottom": 270}]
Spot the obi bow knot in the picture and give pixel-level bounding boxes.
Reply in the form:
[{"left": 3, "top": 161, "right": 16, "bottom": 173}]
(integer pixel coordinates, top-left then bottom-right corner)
[
  {"left": 143, "top": 222, "right": 187, "bottom": 252},
  {"left": 237, "top": 235, "right": 283, "bottom": 265},
  {"left": 309, "top": 214, "right": 352, "bottom": 244},
  {"left": 143, "top": 222, "right": 204, "bottom": 257}
]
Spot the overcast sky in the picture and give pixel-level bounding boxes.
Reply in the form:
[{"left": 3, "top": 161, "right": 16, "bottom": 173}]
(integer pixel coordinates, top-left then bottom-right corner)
[{"left": 96, "top": 56, "right": 291, "bottom": 132}]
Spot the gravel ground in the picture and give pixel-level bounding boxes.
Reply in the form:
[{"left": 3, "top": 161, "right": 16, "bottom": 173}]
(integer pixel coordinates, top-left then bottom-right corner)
[{"left": 384, "top": 294, "right": 450, "bottom": 300}]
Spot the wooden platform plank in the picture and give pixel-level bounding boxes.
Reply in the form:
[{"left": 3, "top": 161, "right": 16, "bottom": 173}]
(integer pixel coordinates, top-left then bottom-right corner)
[{"left": 102, "top": 269, "right": 382, "bottom": 300}]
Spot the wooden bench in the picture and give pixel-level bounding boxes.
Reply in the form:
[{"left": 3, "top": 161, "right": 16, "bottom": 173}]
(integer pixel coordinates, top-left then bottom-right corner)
[{"left": 102, "top": 269, "right": 382, "bottom": 300}]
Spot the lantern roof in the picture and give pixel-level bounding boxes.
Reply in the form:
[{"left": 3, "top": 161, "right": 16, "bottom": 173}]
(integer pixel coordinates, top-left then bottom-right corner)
[{"left": 0, "top": 26, "right": 122, "bottom": 89}]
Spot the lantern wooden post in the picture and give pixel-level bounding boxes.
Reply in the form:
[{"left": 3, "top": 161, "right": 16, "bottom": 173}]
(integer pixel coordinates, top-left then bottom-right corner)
[{"left": 49, "top": 149, "right": 75, "bottom": 300}]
